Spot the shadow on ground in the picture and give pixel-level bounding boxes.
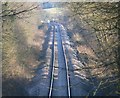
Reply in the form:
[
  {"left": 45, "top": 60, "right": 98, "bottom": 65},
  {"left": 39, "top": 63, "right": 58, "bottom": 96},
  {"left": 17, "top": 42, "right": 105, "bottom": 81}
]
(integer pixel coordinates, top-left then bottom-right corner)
[{"left": 2, "top": 77, "right": 28, "bottom": 96}]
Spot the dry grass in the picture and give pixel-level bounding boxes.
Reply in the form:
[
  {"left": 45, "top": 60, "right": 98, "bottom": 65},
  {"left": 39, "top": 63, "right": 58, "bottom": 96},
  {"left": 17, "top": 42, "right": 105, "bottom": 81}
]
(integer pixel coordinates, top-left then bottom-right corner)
[
  {"left": 77, "top": 45, "right": 96, "bottom": 58},
  {"left": 2, "top": 3, "right": 47, "bottom": 95}
]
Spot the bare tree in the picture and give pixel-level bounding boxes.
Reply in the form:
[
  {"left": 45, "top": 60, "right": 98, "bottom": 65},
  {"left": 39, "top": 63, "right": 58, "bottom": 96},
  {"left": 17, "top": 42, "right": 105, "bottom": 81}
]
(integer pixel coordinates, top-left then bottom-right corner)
[{"left": 65, "top": 2, "right": 120, "bottom": 96}]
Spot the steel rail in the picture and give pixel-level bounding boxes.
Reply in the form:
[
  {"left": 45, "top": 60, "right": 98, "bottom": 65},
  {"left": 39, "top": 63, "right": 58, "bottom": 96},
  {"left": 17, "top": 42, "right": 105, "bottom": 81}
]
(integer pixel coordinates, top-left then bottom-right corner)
[
  {"left": 48, "top": 24, "right": 71, "bottom": 97},
  {"left": 59, "top": 26, "right": 71, "bottom": 98},
  {"left": 48, "top": 25, "right": 55, "bottom": 97}
]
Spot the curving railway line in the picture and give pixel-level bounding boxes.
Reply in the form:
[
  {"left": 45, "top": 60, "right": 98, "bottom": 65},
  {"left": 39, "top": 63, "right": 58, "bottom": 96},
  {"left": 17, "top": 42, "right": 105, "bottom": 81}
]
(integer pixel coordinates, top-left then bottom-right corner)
[
  {"left": 27, "top": 21, "right": 90, "bottom": 97},
  {"left": 48, "top": 23, "right": 71, "bottom": 97}
]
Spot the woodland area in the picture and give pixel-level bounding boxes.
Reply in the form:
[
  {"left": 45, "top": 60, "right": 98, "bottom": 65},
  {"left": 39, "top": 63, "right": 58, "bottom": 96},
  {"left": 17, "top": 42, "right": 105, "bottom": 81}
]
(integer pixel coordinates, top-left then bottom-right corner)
[
  {"left": 1, "top": 2, "right": 120, "bottom": 96},
  {"left": 2, "top": 2, "right": 46, "bottom": 95},
  {"left": 64, "top": 2, "right": 120, "bottom": 95}
]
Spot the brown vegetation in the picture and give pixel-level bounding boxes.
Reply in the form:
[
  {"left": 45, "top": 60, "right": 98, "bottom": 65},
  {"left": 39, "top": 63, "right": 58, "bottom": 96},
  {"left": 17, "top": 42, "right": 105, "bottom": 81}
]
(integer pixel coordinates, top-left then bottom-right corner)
[
  {"left": 64, "top": 2, "right": 120, "bottom": 96},
  {"left": 2, "top": 2, "right": 46, "bottom": 96}
]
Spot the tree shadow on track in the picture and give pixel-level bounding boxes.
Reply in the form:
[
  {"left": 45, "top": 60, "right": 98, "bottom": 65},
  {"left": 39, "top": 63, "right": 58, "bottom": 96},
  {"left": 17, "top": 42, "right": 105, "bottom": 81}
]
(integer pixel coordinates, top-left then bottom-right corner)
[
  {"left": 64, "top": 45, "right": 94, "bottom": 96},
  {"left": 26, "top": 27, "right": 55, "bottom": 96},
  {"left": 38, "top": 27, "right": 51, "bottom": 61}
]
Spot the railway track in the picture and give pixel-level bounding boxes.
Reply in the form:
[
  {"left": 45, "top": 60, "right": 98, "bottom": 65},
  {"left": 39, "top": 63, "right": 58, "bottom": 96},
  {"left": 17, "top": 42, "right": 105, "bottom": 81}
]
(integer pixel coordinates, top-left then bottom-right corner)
[
  {"left": 27, "top": 22, "right": 91, "bottom": 96},
  {"left": 48, "top": 24, "right": 71, "bottom": 97}
]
